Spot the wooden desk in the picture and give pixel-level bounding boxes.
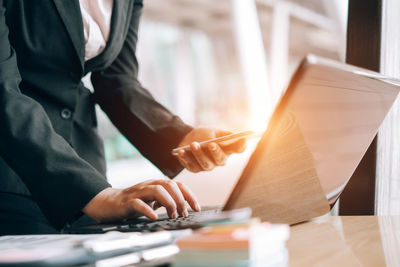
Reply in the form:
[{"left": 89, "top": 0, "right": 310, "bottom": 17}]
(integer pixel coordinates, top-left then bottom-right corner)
[{"left": 288, "top": 216, "right": 400, "bottom": 266}]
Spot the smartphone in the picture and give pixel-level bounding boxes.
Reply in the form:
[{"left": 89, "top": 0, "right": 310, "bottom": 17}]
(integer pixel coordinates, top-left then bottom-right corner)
[{"left": 171, "top": 130, "right": 261, "bottom": 156}]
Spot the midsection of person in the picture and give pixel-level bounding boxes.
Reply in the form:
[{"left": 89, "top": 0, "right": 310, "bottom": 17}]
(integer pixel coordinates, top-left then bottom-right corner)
[
  {"left": 1, "top": 0, "right": 109, "bottom": 195},
  {"left": 0, "top": 0, "right": 246, "bottom": 235}
]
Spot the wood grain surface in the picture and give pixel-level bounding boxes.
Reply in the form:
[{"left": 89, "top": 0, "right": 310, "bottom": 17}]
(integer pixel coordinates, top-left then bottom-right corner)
[
  {"left": 225, "top": 112, "right": 329, "bottom": 224},
  {"left": 288, "top": 216, "right": 392, "bottom": 266}
]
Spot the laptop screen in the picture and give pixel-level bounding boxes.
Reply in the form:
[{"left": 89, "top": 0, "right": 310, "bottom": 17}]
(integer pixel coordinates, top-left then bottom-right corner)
[{"left": 283, "top": 56, "right": 399, "bottom": 203}]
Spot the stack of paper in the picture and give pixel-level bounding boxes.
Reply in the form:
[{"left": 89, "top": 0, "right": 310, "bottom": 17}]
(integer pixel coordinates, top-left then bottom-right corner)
[
  {"left": 173, "top": 219, "right": 290, "bottom": 267},
  {"left": 0, "top": 231, "right": 178, "bottom": 266}
]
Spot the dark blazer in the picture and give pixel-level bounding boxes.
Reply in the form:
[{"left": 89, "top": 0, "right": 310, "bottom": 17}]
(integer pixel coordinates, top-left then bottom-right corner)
[{"left": 0, "top": 0, "right": 192, "bottom": 229}]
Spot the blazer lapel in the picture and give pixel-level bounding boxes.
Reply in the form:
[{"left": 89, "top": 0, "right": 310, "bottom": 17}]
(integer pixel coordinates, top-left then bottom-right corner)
[
  {"left": 107, "top": 0, "right": 128, "bottom": 51},
  {"left": 84, "top": 0, "right": 130, "bottom": 72},
  {"left": 53, "top": 0, "right": 85, "bottom": 69}
]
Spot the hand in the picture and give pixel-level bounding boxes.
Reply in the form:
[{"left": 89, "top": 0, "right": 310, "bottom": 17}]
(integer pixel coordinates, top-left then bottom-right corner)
[
  {"left": 82, "top": 180, "right": 200, "bottom": 223},
  {"left": 175, "top": 127, "right": 247, "bottom": 173}
]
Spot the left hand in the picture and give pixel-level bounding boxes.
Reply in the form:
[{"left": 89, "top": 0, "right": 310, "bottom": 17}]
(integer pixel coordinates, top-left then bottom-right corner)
[{"left": 175, "top": 127, "right": 247, "bottom": 173}]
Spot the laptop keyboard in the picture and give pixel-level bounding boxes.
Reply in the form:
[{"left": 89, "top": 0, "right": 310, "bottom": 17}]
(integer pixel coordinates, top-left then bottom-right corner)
[
  {"left": 66, "top": 207, "right": 251, "bottom": 234},
  {"left": 119, "top": 209, "right": 221, "bottom": 232}
]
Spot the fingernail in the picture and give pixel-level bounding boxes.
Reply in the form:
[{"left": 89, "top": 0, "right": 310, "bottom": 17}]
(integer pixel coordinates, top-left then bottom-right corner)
[
  {"left": 195, "top": 203, "right": 201, "bottom": 211},
  {"left": 209, "top": 143, "right": 217, "bottom": 151},
  {"left": 183, "top": 209, "right": 189, "bottom": 217},
  {"left": 179, "top": 150, "right": 185, "bottom": 156},
  {"left": 193, "top": 142, "right": 200, "bottom": 150},
  {"left": 172, "top": 211, "right": 178, "bottom": 219}
]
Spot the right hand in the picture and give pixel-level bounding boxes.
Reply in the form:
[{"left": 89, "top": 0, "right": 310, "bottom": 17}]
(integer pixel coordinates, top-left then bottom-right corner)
[
  {"left": 175, "top": 127, "right": 247, "bottom": 173},
  {"left": 82, "top": 180, "right": 201, "bottom": 223}
]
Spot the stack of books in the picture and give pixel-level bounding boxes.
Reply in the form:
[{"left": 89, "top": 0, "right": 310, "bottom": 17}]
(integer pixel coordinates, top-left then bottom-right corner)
[{"left": 173, "top": 218, "right": 290, "bottom": 267}]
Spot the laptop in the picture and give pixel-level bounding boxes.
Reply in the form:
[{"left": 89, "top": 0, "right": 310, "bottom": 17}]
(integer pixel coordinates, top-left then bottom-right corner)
[{"left": 67, "top": 55, "right": 400, "bottom": 234}]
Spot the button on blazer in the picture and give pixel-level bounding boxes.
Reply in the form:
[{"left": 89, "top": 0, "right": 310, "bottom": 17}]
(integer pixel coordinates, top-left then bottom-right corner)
[{"left": 0, "top": 0, "right": 192, "bottom": 229}]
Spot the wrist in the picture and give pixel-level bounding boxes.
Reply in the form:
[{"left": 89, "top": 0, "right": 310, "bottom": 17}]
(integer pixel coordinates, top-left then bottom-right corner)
[{"left": 82, "top": 187, "right": 119, "bottom": 222}]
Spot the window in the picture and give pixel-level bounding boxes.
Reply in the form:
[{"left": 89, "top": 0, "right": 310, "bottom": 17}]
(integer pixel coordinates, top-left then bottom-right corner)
[{"left": 95, "top": 0, "right": 348, "bottom": 205}]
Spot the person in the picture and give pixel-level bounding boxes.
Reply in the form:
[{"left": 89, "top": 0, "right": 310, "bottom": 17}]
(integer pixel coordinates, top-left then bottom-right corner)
[{"left": 0, "top": 0, "right": 246, "bottom": 235}]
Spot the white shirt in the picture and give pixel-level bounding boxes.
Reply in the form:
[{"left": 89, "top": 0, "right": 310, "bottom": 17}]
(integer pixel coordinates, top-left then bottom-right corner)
[{"left": 79, "top": 0, "right": 114, "bottom": 61}]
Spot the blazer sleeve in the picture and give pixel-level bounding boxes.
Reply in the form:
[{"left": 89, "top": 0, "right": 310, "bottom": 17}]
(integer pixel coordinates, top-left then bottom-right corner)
[
  {"left": 91, "top": 0, "right": 193, "bottom": 178},
  {"left": 0, "top": 3, "right": 110, "bottom": 230}
]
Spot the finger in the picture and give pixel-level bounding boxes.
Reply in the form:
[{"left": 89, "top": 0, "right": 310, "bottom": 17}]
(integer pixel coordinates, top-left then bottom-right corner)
[
  {"left": 140, "top": 185, "right": 178, "bottom": 219},
  {"left": 208, "top": 142, "right": 227, "bottom": 166},
  {"left": 221, "top": 138, "right": 247, "bottom": 155},
  {"left": 190, "top": 142, "right": 215, "bottom": 171},
  {"left": 127, "top": 199, "right": 158, "bottom": 220},
  {"left": 177, "top": 150, "right": 202, "bottom": 173},
  {"left": 176, "top": 150, "right": 189, "bottom": 167},
  {"left": 176, "top": 181, "right": 201, "bottom": 212},
  {"left": 184, "top": 151, "right": 204, "bottom": 173},
  {"left": 155, "top": 180, "right": 188, "bottom": 217},
  {"left": 177, "top": 154, "right": 190, "bottom": 170}
]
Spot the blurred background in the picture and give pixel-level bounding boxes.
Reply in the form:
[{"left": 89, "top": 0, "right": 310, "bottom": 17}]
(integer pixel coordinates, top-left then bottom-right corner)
[{"left": 92, "top": 0, "right": 349, "bottom": 207}]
